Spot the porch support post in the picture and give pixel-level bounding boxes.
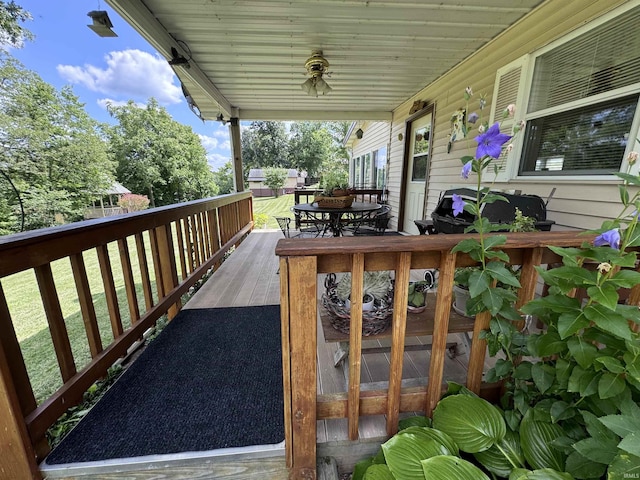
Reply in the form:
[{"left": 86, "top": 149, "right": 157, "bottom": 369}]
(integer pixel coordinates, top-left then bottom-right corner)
[
  {"left": 229, "top": 117, "right": 244, "bottom": 192},
  {"left": 283, "top": 255, "right": 317, "bottom": 479}
]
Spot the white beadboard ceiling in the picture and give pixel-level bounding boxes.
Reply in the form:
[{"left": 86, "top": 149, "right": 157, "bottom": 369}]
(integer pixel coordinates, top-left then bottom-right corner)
[{"left": 106, "top": 0, "right": 544, "bottom": 121}]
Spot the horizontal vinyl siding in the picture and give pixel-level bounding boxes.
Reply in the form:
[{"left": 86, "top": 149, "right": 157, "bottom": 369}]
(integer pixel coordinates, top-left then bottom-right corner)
[
  {"left": 351, "top": 121, "right": 390, "bottom": 159},
  {"left": 388, "top": 0, "right": 630, "bottom": 232}
]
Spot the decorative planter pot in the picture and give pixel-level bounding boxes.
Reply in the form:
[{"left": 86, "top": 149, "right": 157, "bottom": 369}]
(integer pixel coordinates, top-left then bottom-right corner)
[
  {"left": 452, "top": 284, "right": 473, "bottom": 317},
  {"left": 345, "top": 293, "right": 375, "bottom": 312}
]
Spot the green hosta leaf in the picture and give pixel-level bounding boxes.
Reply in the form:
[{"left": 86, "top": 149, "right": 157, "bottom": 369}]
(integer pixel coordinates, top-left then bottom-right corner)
[
  {"left": 362, "top": 464, "right": 395, "bottom": 480},
  {"left": 509, "top": 468, "right": 574, "bottom": 480},
  {"left": 557, "top": 311, "right": 590, "bottom": 339},
  {"left": 421, "top": 455, "right": 490, "bottom": 480},
  {"left": 598, "top": 372, "right": 626, "bottom": 399},
  {"left": 397, "top": 427, "right": 459, "bottom": 457},
  {"left": 520, "top": 410, "right": 566, "bottom": 471},
  {"left": 531, "top": 363, "right": 556, "bottom": 394},
  {"left": 565, "top": 451, "right": 607, "bottom": 479},
  {"left": 399, "top": 416, "right": 431, "bottom": 430},
  {"left": 584, "top": 304, "right": 633, "bottom": 340},
  {"left": 619, "top": 432, "right": 640, "bottom": 458},
  {"left": 382, "top": 432, "right": 454, "bottom": 480},
  {"left": 474, "top": 430, "right": 525, "bottom": 477},
  {"left": 608, "top": 452, "right": 640, "bottom": 480},
  {"left": 586, "top": 283, "right": 619, "bottom": 311},
  {"left": 594, "top": 356, "right": 625, "bottom": 374},
  {"left": 567, "top": 337, "right": 599, "bottom": 369},
  {"left": 486, "top": 261, "right": 521, "bottom": 287},
  {"left": 353, "top": 457, "right": 376, "bottom": 480},
  {"left": 432, "top": 395, "right": 506, "bottom": 453}
]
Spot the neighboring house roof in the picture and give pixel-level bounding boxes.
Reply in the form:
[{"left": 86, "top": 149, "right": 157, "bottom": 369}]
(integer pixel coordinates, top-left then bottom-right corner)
[
  {"left": 104, "top": 182, "right": 131, "bottom": 195},
  {"left": 248, "top": 169, "right": 303, "bottom": 182}
]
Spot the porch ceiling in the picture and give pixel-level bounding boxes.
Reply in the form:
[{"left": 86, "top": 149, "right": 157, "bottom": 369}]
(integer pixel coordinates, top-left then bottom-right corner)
[{"left": 106, "top": 0, "right": 544, "bottom": 121}]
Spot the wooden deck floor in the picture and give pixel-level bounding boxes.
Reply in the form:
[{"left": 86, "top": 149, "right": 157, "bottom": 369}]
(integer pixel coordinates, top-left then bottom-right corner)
[{"left": 188, "top": 230, "right": 482, "bottom": 456}]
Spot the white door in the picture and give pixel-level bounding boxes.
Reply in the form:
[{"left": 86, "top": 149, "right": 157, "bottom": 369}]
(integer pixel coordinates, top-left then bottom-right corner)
[{"left": 402, "top": 112, "right": 432, "bottom": 234}]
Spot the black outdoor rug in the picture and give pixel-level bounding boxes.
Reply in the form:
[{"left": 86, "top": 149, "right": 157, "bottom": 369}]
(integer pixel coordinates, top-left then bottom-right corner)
[{"left": 46, "top": 305, "right": 284, "bottom": 464}]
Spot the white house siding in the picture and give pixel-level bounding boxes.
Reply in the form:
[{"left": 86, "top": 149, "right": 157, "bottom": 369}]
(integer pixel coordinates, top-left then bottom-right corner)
[
  {"left": 386, "top": 0, "right": 631, "bottom": 232},
  {"left": 349, "top": 121, "right": 392, "bottom": 187}
]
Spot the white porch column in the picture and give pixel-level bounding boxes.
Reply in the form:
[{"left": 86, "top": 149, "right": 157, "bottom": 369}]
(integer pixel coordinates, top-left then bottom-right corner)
[{"left": 229, "top": 117, "right": 244, "bottom": 192}]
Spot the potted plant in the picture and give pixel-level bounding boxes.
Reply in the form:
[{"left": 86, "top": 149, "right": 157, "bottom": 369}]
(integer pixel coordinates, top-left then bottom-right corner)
[
  {"left": 408, "top": 270, "right": 437, "bottom": 313},
  {"left": 319, "top": 169, "right": 350, "bottom": 197}
]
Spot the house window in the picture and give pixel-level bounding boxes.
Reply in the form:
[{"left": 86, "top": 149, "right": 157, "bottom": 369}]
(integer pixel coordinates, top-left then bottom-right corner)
[
  {"left": 375, "top": 146, "right": 387, "bottom": 189},
  {"left": 518, "top": 5, "right": 640, "bottom": 176},
  {"left": 411, "top": 126, "right": 430, "bottom": 181}
]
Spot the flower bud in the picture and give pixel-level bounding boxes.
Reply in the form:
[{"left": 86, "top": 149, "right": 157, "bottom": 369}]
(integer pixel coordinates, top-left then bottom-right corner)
[
  {"left": 628, "top": 151, "right": 639, "bottom": 165},
  {"left": 597, "top": 262, "right": 612, "bottom": 274},
  {"left": 478, "top": 124, "right": 486, "bottom": 134}
]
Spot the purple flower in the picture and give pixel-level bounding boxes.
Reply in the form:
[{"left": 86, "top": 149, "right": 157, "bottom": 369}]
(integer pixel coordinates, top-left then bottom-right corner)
[
  {"left": 594, "top": 229, "right": 620, "bottom": 250},
  {"left": 475, "top": 122, "right": 512, "bottom": 159},
  {"left": 461, "top": 161, "right": 472, "bottom": 179},
  {"left": 467, "top": 112, "right": 479, "bottom": 124},
  {"left": 452, "top": 194, "right": 465, "bottom": 217}
]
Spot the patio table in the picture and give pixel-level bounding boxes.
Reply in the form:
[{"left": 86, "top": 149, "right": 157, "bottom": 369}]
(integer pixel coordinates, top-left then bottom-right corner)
[{"left": 292, "top": 201, "right": 381, "bottom": 237}]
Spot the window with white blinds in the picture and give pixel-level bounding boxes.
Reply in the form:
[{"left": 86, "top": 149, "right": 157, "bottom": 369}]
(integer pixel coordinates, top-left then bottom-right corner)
[{"left": 519, "top": 5, "right": 640, "bottom": 176}]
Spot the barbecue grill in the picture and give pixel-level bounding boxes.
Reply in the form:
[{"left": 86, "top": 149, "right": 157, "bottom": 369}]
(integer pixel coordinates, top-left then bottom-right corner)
[{"left": 424, "top": 188, "right": 554, "bottom": 234}]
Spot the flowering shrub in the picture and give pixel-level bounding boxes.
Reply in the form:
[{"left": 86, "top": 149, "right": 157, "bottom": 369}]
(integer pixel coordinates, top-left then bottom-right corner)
[{"left": 117, "top": 193, "right": 150, "bottom": 212}]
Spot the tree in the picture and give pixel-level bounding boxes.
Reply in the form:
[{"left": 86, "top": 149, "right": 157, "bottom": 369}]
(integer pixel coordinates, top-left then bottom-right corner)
[
  {"left": 287, "top": 122, "right": 333, "bottom": 177},
  {"left": 107, "top": 99, "right": 218, "bottom": 207},
  {"left": 0, "top": 54, "right": 113, "bottom": 232},
  {"left": 212, "top": 161, "right": 235, "bottom": 194},
  {"left": 263, "top": 167, "right": 287, "bottom": 197},
  {"left": 241, "top": 121, "right": 289, "bottom": 174},
  {"left": 0, "top": 1, "right": 33, "bottom": 48}
]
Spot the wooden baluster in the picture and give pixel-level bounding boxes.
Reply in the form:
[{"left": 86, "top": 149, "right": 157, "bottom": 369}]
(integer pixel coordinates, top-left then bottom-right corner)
[
  {"left": 134, "top": 233, "right": 154, "bottom": 310},
  {"left": 175, "top": 219, "right": 188, "bottom": 281},
  {"left": 285, "top": 256, "right": 317, "bottom": 479},
  {"left": 386, "top": 252, "right": 411, "bottom": 436},
  {"left": 190, "top": 214, "right": 202, "bottom": 267},
  {"left": 201, "top": 211, "right": 211, "bottom": 259},
  {"left": 96, "top": 244, "right": 124, "bottom": 338},
  {"left": 348, "top": 253, "right": 365, "bottom": 440},
  {"left": 70, "top": 253, "right": 103, "bottom": 357},
  {"left": 207, "top": 209, "right": 220, "bottom": 254},
  {"left": 155, "top": 224, "right": 180, "bottom": 320},
  {"left": 148, "top": 229, "right": 165, "bottom": 300},
  {"left": 0, "top": 338, "right": 41, "bottom": 480},
  {"left": 426, "top": 251, "right": 456, "bottom": 416},
  {"left": 196, "top": 212, "right": 207, "bottom": 263},
  {"left": 516, "top": 247, "right": 544, "bottom": 323},
  {"left": 34, "top": 264, "right": 77, "bottom": 381},
  {"left": 0, "top": 283, "right": 37, "bottom": 416},
  {"left": 118, "top": 237, "right": 140, "bottom": 324},
  {"left": 184, "top": 217, "right": 195, "bottom": 275}
]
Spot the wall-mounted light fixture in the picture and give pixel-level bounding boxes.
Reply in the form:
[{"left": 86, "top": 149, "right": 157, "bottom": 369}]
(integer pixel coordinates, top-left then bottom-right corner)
[
  {"left": 87, "top": 10, "right": 117, "bottom": 37},
  {"left": 168, "top": 47, "right": 190, "bottom": 68},
  {"left": 216, "top": 113, "right": 228, "bottom": 126}
]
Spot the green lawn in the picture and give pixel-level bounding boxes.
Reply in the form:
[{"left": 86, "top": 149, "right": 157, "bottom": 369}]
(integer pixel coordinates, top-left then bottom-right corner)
[
  {"left": 252, "top": 193, "right": 296, "bottom": 229},
  {"left": 3, "top": 195, "right": 293, "bottom": 404}
]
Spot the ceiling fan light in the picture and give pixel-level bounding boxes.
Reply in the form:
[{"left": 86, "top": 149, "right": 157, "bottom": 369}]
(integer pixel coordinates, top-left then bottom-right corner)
[
  {"left": 316, "top": 77, "right": 332, "bottom": 95},
  {"left": 301, "top": 78, "right": 314, "bottom": 94}
]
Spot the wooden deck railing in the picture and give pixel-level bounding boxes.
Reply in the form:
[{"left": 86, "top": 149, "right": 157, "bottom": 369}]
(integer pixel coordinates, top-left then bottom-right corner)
[
  {"left": 276, "top": 231, "right": 608, "bottom": 479},
  {"left": 0, "top": 192, "right": 253, "bottom": 480}
]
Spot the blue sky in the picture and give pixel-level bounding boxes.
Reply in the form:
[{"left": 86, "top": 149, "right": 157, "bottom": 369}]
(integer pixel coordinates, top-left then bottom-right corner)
[{"left": 10, "top": 0, "right": 232, "bottom": 171}]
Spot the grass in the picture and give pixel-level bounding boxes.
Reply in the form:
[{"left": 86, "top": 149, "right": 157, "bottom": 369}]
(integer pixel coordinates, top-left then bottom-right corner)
[
  {"left": 252, "top": 193, "right": 296, "bottom": 229},
  {"left": 3, "top": 196, "right": 291, "bottom": 406}
]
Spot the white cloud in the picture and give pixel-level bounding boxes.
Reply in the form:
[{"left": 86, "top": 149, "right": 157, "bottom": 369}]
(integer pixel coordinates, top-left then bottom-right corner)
[
  {"left": 197, "top": 134, "right": 219, "bottom": 151},
  {"left": 96, "top": 98, "right": 145, "bottom": 110},
  {"left": 219, "top": 140, "right": 231, "bottom": 151},
  {"left": 57, "top": 49, "right": 182, "bottom": 105},
  {"left": 207, "top": 153, "right": 229, "bottom": 171}
]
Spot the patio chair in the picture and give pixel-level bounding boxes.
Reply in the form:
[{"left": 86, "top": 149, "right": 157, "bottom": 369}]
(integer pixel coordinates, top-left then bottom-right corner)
[
  {"left": 275, "top": 216, "right": 324, "bottom": 239},
  {"left": 351, "top": 205, "right": 392, "bottom": 236}
]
